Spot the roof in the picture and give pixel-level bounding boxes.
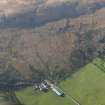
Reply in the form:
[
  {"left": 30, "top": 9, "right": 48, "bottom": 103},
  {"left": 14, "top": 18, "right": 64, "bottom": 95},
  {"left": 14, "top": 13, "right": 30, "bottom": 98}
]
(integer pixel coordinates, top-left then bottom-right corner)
[{"left": 51, "top": 86, "right": 64, "bottom": 96}]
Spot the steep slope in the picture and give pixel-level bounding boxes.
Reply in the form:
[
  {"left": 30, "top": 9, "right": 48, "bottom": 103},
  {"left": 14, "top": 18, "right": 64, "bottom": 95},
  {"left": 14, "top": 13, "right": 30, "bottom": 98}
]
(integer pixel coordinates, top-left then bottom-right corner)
[
  {"left": 0, "top": 12, "right": 105, "bottom": 81},
  {"left": 0, "top": 0, "right": 105, "bottom": 82},
  {"left": 1, "top": 0, "right": 105, "bottom": 28}
]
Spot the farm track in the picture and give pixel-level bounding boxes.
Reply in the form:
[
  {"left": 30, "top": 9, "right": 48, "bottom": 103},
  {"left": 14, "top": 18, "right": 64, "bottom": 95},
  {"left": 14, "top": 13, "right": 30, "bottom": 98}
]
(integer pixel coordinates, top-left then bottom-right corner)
[
  {"left": 8, "top": 91, "right": 23, "bottom": 105},
  {"left": 56, "top": 86, "right": 82, "bottom": 105},
  {"left": 66, "top": 94, "right": 82, "bottom": 105},
  {"left": 0, "top": 91, "right": 24, "bottom": 105}
]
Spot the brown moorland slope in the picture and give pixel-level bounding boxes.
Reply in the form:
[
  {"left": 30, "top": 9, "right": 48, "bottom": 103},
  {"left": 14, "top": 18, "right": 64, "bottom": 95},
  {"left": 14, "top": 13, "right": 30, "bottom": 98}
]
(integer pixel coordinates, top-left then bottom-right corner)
[{"left": 0, "top": 0, "right": 105, "bottom": 82}]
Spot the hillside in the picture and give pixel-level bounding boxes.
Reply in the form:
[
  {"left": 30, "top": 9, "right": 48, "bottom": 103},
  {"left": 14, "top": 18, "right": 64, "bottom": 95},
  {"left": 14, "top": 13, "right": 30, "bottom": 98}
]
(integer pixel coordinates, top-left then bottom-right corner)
[
  {"left": 1, "top": 0, "right": 105, "bottom": 28},
  {"left": 0, "top": 1, "right": 105, "bottom": 105},
  {"left": 0, "top": 0, "right": 105, "bottom": 82}
]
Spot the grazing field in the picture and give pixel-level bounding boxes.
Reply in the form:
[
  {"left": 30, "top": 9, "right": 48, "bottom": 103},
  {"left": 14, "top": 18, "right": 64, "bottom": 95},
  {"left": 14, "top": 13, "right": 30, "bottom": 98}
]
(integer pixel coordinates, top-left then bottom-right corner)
[
  {"left": 60, "top": 63, "right": 105, "bottom": 105},
  {"left": 16, "top": 87, "right": 75, "bottom": 105}
]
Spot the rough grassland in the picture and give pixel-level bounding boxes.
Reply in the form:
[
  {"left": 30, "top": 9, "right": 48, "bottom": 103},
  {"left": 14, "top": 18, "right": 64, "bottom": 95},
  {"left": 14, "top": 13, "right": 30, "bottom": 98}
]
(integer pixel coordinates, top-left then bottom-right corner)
[
  {"left": 60, "top": 63, "right": 105, "bottom": 105},
  {"left": 16, "top": 87, "right": 75, "bottom": 105}
]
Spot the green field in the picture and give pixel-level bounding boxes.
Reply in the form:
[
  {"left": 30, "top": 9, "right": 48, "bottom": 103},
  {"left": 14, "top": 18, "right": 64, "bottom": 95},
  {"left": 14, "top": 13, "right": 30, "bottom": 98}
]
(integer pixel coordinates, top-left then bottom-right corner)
[
  {"left": 60, "top": 63, "right": 105, "bottom": 105},
  {"left": 16, "top": 87, "right": 75, "bottom": 105}
]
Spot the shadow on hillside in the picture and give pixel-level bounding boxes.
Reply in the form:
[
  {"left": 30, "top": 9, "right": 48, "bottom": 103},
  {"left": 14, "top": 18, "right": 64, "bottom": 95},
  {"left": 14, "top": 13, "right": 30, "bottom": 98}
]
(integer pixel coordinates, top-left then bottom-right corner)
[{"left": 0, "top": 1, "right": 105, "bottom": 29}]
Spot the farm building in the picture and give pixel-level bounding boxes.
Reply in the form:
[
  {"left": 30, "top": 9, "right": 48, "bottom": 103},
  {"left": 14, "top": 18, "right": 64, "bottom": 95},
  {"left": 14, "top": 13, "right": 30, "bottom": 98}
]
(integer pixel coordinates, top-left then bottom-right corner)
[
  {"left": 39, "top": 83, "right": 49, "bottom": 91},
  {"left": 33, "top": 83, "right": 49, "bottom": 92},
  {"left": 44, "top": 80, "right": 65, "bottom": 97},
  {"left": 33, "top": 80, "right": 64, "bottom": 96},
  {"left": 51, "top": 86, "right": 64, "bottom": 97}
]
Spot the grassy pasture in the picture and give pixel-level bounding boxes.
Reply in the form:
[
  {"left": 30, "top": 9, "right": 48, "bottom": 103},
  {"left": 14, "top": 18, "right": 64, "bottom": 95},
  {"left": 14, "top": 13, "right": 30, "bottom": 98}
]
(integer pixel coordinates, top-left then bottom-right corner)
[
  {"left": 16, "top": 87, "right": 75, "bottom": 105},
  {"left": 60, "top": 63, "right": 105, "bottom": 105}
]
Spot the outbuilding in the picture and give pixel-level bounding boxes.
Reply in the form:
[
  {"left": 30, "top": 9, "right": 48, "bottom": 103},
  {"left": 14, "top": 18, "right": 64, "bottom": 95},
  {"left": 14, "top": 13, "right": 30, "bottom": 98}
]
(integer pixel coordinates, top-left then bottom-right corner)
[{"left": 51, "top": 86, "right": 64, "bottom": 97}]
